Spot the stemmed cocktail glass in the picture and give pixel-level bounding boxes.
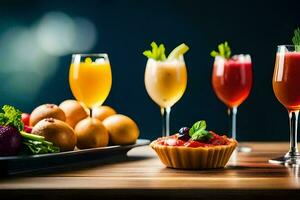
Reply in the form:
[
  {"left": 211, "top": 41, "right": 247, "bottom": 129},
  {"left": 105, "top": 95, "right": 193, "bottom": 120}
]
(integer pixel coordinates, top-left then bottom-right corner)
[
  {"left": 69, "top": 54, "right": 112, "bottom": 116},
  {"left": 211, "top": 42, "right": 253, "bottom": 152},
  {"left": 271, "top": 45, "right": 300, "bottom": 165},
  {"left": 144, "top": 42, "right": 188, "bottom": 137}
]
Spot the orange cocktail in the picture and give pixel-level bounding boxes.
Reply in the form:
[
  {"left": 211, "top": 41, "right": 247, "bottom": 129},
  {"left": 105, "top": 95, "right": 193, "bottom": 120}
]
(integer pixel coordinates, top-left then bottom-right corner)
[
  {"left": 270, "top": 44, "right": 300, "bottom": 165},
  {"left": 273, "top": 51, "right": 300, "bottom": 111},
  {"left": 69, "top": 54, "right": 112, "bottom": 110}
]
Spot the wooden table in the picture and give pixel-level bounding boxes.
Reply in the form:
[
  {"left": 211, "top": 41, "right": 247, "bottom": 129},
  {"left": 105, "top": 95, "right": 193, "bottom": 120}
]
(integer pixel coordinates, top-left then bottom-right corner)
[{"left": 1, "top": 142, "right": 300, "bottom": 199}]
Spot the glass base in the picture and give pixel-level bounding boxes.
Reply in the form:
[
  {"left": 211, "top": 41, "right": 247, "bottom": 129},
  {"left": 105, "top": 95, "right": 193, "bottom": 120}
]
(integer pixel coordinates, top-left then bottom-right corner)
[
  {"left": 269, "top": 155, "right": 300, "bottom": 166},
  {"left": 237, "top": 146, "right": 252, "bottom": 153}
]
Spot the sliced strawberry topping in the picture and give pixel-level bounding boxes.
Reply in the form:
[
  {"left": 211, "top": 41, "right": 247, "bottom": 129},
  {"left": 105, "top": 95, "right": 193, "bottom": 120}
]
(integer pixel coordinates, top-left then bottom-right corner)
[
  {"left": 175, "top": 139, "right": 185, "bottom": 146},
  {"left": 208, "top": 131, "right": 229, "bottom": 145},
  {"left": 184, "top": 140, "right": 206, "bottom": 148}
]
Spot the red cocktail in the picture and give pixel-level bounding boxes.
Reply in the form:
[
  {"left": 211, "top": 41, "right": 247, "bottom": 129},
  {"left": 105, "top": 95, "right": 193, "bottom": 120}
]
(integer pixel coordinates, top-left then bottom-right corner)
[{"left": 212, "top": 56, "right": 252, "bottom": 108}]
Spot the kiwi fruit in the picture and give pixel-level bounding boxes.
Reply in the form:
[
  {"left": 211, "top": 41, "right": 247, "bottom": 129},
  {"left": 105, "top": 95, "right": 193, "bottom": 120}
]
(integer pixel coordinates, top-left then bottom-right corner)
[
  {"left": 103, "top": 114, "right": 139, "bottom": 145},
  {"left": 59, "top": 100, "right": 88, "bottom": 128},
  {"left": 93, "top": 106, "right": 117, "bottom": 121},
  {"left": 74, "top": 117, "right": 109, "bottom": 149},
  {"left": 30, "top": 104, "right": 66, "bottom": 127},
  {"left": 32, "top": 118, "right": 77, "bottom": 151}
]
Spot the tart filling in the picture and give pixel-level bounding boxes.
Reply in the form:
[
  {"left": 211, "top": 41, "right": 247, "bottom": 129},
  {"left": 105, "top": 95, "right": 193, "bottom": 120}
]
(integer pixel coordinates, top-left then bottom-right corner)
[{"left": 154, "top": 131, "right": 231, "bottom": 148}]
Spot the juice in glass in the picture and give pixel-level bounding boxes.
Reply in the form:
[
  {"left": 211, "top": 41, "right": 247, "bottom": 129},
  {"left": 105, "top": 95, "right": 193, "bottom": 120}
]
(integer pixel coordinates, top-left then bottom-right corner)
[
  {"left": 270, "top": 44, "right": 300, "bottom": 165},
  {"left": 69, "top": 58, "right": 112, "bottom": 108},
  {"left": 273, "top": 52, "right": 300, "bottom": 111},
  {"left": 144, "top": 57, "right": 187, "bottom": 108},
  {"left": 212, "top": 56, "right": 252, "bottom": 108}
]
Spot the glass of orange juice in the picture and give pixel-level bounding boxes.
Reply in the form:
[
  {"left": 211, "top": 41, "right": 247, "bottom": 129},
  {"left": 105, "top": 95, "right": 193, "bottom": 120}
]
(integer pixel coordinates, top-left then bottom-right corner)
[
  {"left": 144, "top": 42, "right": 189, "bottom": 137},
  {"left": 69, "top": 54, "right": 112, "bottom": 116}
]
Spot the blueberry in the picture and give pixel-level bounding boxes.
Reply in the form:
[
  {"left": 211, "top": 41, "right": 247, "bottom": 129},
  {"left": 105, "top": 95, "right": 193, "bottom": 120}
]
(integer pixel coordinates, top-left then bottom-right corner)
[
  {"left": 178, "top": 127, "right": 190, "bottom": 141},
  {"left": 179, "top": 127, "right": 190, "bottom": 135}
]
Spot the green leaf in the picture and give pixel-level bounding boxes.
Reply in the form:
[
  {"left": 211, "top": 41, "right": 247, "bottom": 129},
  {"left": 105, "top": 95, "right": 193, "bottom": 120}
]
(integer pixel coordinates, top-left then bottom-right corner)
[
  {"left": 210, "top": 41, "right": 231, "bottom": 59},
  {"left": 189, "top": 120, "right": 206, "bottom": 136},
  {"left": 0, "top": 105, "right": 24, "bottom": 131},
  {"left": 143, "top": 41, "right": 167, "bottom": 61},
  {"left": 218, "top": 43, "right": 225, "bottom": 56},
  {"left": 189, "top": 120, "right": 212, "bottom": 141},
  {"left": 191, "top": 130, "right": 212, "bottom": 141},
  {"left": 210, "top": 50, "right": 219, "bottom": 57},
  {"left": 23, "top": 138, "right": 60, "bottom": 154},
  {"left": 292, "top": 28, "right": 300, "bottom": 52},
  {"left": 151, "top": 42, "right": 158, "bottom": 58},
  {"left": 158, "top": 44, "right": 166, "bottom": 60},
  {"left": 151, "top": 41, "right": 158, "bottom": 50},
  {"left": 20, "top": 130, "right": 60, "bottom": 154},
  {"left": 143, "top": 50, "right": 153, "bottom": 58}
]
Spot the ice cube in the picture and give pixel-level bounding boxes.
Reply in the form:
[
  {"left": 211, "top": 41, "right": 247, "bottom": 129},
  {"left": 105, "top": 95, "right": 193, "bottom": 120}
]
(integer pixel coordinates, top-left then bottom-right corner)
[{"left": 95, "top": 58, "right": 105, "bottom": 63}]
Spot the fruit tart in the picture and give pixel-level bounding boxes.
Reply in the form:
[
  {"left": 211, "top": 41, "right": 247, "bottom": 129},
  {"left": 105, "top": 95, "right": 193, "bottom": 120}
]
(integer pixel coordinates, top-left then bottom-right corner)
[{"left": 150, "top": 120, "right": 237, "bottom": 169}]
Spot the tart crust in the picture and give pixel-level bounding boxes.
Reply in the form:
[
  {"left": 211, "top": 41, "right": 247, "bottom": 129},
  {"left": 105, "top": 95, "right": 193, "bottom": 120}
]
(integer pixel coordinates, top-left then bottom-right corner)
[{"left": 150, "top": 139, "right": 237, "bottom": 169}]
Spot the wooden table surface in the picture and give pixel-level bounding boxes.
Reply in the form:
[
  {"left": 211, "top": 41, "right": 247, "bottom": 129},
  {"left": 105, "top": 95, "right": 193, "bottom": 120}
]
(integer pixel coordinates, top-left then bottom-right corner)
[{"left": 1, "top": 142, "right": 300, "bottom": 199}]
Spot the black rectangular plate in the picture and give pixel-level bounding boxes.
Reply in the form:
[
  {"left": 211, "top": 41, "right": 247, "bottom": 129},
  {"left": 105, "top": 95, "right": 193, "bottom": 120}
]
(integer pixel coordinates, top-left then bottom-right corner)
[{"left": 0, "top": 139, "right": 150, "bottom": 176}]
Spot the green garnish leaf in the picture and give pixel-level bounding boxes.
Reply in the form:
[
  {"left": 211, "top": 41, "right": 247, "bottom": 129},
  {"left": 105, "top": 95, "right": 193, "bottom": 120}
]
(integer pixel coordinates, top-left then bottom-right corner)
[
  {"left": 143, "top": 42, "right": 167, "bottom": 61},
  {"left": 143, "top": 50, "right": 153, "bottom": 58},
  {"left": 189, "top": 120, "right": 212, "bottom": 141},
  {"left": 0, "top": 105, "right": 24, "bottom": 131},
  {"left": 191, "top": 130, "right": 212, "bottom": 141},
  {"left": 292, "top": 28, "right": 300, "bottom": 52},
  {"left": 189, "top": 121, "right": 206, "bottom": 134},
  {"left": 210, "top": 51, "right": 219, "bottom": 57},
  {"left": 210, "top": 41, "right": 231, "bottom": 59},
  {"left": 158, "top": 44, "right": 167, "bottom": 60}
]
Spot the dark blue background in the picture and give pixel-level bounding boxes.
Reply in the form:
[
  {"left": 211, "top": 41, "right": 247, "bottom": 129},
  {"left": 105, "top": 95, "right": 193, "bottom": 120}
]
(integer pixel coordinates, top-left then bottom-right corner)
[{"left": 0, "top": 0, "right": 300, "bottom": 141}]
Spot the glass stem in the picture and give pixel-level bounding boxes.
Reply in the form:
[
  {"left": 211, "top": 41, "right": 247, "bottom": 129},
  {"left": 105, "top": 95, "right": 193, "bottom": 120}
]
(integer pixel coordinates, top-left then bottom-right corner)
[
  {"left": 228, "top": 106, "right": 238, "bottom": 140},
  {"left": 161, "top": 107, "right": 171, "bottom": 137},
  {"left": 286, "top": 110, "right": 299, "bottom": 157},
  {"left": 90, "top": 108, "right": 93, "bottom": 118}
]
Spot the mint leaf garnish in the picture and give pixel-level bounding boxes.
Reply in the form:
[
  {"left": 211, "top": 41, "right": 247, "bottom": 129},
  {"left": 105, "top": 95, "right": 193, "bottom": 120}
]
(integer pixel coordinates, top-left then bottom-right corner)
[
  {"left": 189, "top": 120, "right": 212, "bottom": 141},
  {"left": 0, "top": 105, "right": 24, "bottom": 131},
  {"left": 191, "top": 130, "right": 212, "bottom": 141},
  {"left": 189, "top": 121, "right": 206, "bottom": 134},
  {"left": 210, "top": 41, "right": 231, "bottom": 59},
  {"left": 143, "top": 42, "right": 166, "bottom": 61},
  {"left": 292, "top": 28, "right": 300, "bottom": 52}
]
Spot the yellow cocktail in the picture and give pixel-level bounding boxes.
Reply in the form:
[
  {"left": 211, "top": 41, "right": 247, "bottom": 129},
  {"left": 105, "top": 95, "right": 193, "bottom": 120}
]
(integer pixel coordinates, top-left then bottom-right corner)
[
  {"left": 69, "top": 54, "right": 112, "bottom": 114},
  {"left": 144, "top": 57, "right": 187, "bottom": 108}
]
